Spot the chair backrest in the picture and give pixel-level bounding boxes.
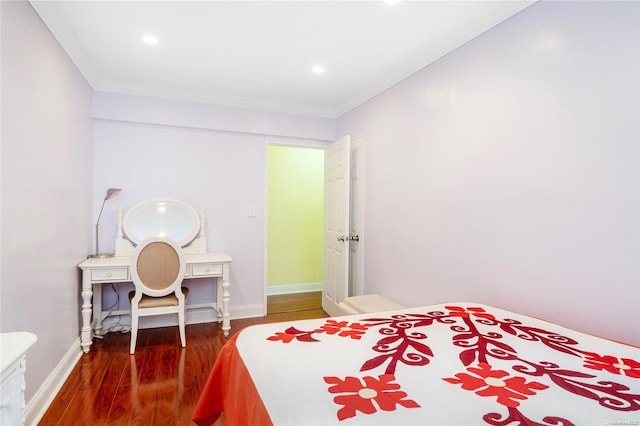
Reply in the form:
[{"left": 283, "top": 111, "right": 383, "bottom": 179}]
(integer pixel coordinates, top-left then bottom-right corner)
[{"left": 130, "top": 237, "right": 186, "bottom": 298}]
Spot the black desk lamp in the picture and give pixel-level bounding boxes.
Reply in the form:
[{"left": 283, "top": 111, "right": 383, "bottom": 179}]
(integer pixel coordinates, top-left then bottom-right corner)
[{"left": 89, "top": 188, "right": 121, "bottom": 258}]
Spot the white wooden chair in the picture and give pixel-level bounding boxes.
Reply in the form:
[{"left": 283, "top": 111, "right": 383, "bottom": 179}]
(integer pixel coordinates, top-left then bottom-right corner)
[{"left": 129, "top": 237, "right": 188, "bottom": 354}]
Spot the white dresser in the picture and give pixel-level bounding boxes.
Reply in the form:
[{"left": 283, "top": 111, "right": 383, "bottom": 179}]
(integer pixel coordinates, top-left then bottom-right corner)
[{"left": 1, "top": 332, "right": 37, "bottom": 425}]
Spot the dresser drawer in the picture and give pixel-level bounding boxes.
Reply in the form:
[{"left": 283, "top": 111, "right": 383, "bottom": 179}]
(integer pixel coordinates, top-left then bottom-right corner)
[
  {"left": 91, "top": 268, "right": 128, "bottom": 281},
  {"left": 191, "top": 264, "right": 223, "bottom": 277}
]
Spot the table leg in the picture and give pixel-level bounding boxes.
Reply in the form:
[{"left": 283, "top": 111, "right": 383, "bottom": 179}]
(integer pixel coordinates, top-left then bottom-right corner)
[
  {"left": 216, "top": 278, "right": 223, "bottom": 324},
  {"left": 221, "top": 264, "right": 231, "bottom": 337},
  {"left": 80, "top": 270, "right": 94, "bottom": 353},
  {"left": 92, "top": 283, "right": 104, "bottom": 336}
]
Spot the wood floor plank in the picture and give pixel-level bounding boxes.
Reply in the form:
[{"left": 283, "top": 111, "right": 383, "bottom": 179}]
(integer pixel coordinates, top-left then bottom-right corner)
[
  {"left": 105, "top": 384, "right": 133, "bottom": 425},
  {"left": 92, "top": 347, "right": 127, "bottom": 421},
  {"left": 55, "top": 389, "right": 94, "bottom": 425},
  {"left": 267, "top": 291, "right": 322, "bottom": 313},
  {"left": 39, "top": 295, "right": 327, "bottom": 425}
]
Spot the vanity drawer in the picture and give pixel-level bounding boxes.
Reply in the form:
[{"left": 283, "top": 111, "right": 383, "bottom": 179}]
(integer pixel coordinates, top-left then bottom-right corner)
[
  {"left": 92, "top": 268, "right": 128, "bottom": 282},
  {"left": 191, "top": 264, "right": 223, "bottom": 277}
]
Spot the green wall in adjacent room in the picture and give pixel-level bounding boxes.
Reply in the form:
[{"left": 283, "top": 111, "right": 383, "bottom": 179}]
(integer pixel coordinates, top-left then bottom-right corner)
[{"left": 267, "top": 145, "right": 324, "bottom": 288}]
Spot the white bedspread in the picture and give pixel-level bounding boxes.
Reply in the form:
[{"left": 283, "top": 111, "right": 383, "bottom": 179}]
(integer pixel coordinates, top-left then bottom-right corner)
[{"left": 194, "top": 303, "right": 640, "bottom": 425}]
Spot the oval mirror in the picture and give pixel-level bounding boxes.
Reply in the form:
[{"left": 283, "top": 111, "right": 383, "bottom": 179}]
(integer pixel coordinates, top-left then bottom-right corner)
[{"left": 123, "top": 198, "right": 200, "bottom": 247}]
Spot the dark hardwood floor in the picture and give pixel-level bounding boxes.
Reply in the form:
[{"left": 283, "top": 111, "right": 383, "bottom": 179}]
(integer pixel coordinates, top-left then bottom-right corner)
[
  {"left": 39, "top": 295, "right": 326, "bottom": 426},
  {"left": 267, "top": 290, "right": 322, "bottom": 314}
]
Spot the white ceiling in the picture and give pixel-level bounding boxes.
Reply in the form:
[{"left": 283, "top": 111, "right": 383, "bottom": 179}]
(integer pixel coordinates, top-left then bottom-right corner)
[{"left": 30, "top": 1, "right": 535, "bottom": 118}]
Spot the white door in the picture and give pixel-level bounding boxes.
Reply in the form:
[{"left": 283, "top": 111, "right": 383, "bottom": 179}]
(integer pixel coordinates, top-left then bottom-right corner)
[
  {"left": 349, "top": 137, "right": 364, "bottom": 297},
  {"left": 323, "top": 135, "right": 351, "bottom": 316}
]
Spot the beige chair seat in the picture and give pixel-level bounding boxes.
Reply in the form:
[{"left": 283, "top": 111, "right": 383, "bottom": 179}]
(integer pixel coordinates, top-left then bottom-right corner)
[{"left": 129, "top": 287, "right": 189, "bottom": 309}]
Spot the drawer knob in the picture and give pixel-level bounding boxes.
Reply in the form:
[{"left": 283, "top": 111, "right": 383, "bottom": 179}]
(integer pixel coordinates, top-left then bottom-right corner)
[{"left": 107, "top": 273, "right": 112, "bottom": 278}]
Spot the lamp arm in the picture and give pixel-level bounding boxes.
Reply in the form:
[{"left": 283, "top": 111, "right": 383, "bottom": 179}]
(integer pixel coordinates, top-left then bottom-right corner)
[
  {"left": 89, "top": 188, "right": 121, "bottom": 258},
  {"left": 94, "top": 198, "right": 108, "bottom": 256},
  {"left": 95, "top": 198, "right": 108, "bottom": 227}
]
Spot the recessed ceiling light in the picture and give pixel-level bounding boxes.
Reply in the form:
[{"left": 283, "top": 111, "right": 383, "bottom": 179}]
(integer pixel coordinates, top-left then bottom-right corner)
[
  {"left": 311, "top": 65, "right": 325, "bottom": 75},
  {"left": 142, "top": 35, "right": 159, "bottom": 45}
]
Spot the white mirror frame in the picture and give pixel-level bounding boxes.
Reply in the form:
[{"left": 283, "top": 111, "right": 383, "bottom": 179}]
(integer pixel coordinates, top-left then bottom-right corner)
[{"left": 115, "top": 198, "right": 207, "bottom": 256}]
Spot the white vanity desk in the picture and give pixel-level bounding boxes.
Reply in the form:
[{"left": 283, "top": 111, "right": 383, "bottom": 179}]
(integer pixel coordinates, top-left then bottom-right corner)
[{"left": 78, "top": 199, "right": 232, "bottom": 353}]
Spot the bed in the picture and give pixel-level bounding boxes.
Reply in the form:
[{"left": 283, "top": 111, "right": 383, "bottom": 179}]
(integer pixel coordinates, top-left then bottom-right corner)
[{"left": 192, "top": 302, "right": 640, "bottom": 425}]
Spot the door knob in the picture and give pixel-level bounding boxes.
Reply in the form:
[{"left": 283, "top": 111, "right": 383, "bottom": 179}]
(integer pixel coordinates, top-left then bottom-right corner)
[
  {"left": 337, "top": 234, "right": 346, "bottom": 242},
  {"left": 348, "top": 234, "right": 360, "bottom": 242}
]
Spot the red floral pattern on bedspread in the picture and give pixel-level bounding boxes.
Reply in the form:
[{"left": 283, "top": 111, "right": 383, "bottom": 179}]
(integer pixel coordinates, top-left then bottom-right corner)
[
  {"left": 267, "top": 320, "right": 371, "bottom": 343},
  {"left": 266, "top": 306, "right": 640, "bottom": 424},
  {"left": 583, "top": 352, "right": 640, "bottom": 378},
  {"left": 324, "top": 374, "right": 420, "bottom": 420},
  {"left": 443, "top": 362, "right": 549, "bottom": 408},
  {"left": 316, "top": 319, "right": 370, "bottom": 339}
]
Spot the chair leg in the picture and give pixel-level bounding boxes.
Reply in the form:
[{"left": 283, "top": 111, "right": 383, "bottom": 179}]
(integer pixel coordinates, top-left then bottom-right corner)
[
  {"left": 130, "top": 312, "right": 139, "bottom": 354},
  {"left": 178, "top": 308, "right": 186, "bottom": 347}
]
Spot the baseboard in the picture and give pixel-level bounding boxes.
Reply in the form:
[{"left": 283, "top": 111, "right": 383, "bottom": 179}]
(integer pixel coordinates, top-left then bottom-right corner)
[
  {"left": 267, "top": 282, "right": 322, "bottom": 296},
  {"left": 25, "top": 337, "right": 83, "bottom": 426},
  {"left": 230, "top": 303, "right": 265, "bottom": 319}
]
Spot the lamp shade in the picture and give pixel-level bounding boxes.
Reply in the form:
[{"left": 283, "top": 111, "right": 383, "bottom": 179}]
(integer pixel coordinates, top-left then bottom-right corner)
[{"left": 105, "top": 188, "right": 121, "bottom": 201}]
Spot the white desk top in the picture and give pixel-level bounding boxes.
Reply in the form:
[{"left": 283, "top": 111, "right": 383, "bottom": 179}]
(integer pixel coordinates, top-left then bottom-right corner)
[{"left": 79, "top": 252, "right": 232, "bottom": 268}]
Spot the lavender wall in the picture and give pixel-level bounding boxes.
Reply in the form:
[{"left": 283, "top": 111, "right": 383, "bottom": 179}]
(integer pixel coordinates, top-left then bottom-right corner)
[
  {"left": 1, "top": 0, "right": 93, "bottom": 402},
  {"left": 337, "top": 1, "right": 640, "bottom": 345},
  {"left": 92, "top": 93, "right": 334, "bottom": 316}
]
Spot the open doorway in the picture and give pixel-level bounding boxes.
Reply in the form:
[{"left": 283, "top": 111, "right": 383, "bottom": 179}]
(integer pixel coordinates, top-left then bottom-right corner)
[
  {"left": 266, "top": 137, "right": 364, "bottom": 315},
  {"left": 266, "top": 144, "right": 324, "bottom": 313}
]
